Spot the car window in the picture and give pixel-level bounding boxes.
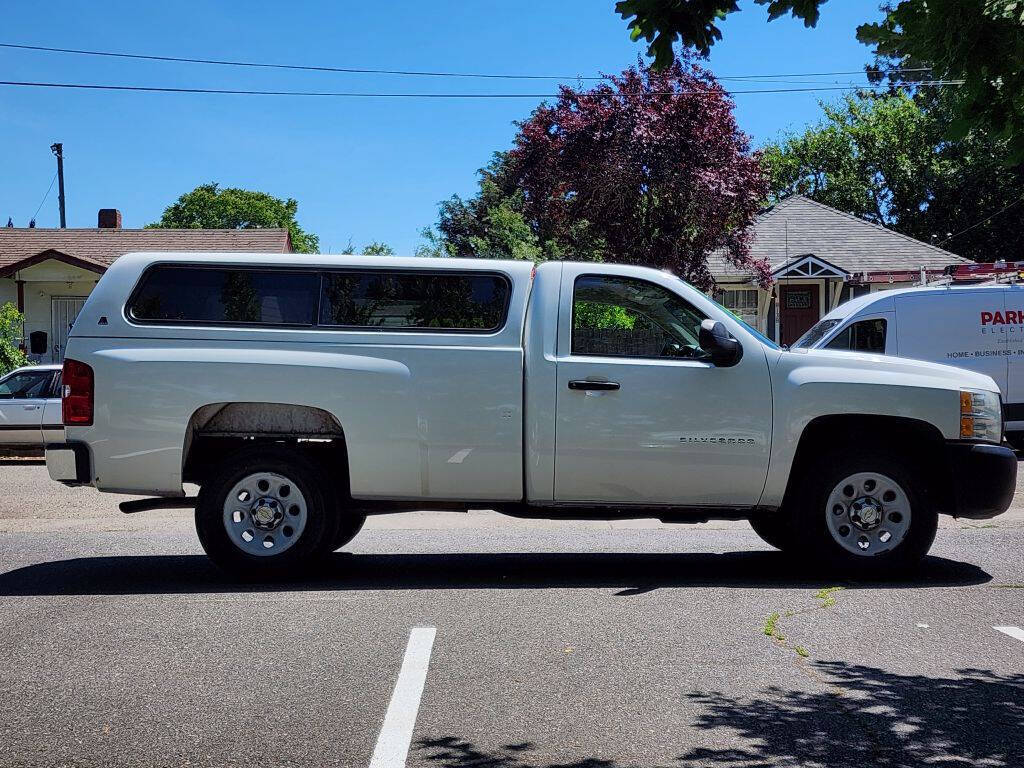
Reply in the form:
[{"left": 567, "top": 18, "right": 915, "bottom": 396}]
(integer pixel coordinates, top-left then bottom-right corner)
[
  {"left": 572, "top": 275, "right": 708, "bottom": 359},
  {"left": 0, "top": 371, "right": 52, "bottom": 399},
  {"left": 826, "top": 318, "right": 888, "bottom": 353},
  {"left": 49, "top": 372, "right": 62, "bottom": 399}
]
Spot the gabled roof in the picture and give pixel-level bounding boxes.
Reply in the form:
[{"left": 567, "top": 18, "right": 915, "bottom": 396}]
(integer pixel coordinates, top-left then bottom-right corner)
[
  {"left": 0, "top": 227, "right": 294, "bottom": 275},
  {"left": 710, "top": 195, "right": 972, "bottom": 280},
  {"left": 771, "top": 253, "right": 848, "bottom": 279}
]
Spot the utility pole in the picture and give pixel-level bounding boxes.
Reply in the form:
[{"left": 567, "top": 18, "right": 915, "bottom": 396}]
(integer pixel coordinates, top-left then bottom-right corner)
[{"left": 50, "top": 142, "right": 66, "bottom": 228}]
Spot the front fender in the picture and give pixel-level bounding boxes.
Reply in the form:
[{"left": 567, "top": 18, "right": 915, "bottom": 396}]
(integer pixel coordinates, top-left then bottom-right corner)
[{"left": 760, "top": 352, "right": 965, "bottom": 507}]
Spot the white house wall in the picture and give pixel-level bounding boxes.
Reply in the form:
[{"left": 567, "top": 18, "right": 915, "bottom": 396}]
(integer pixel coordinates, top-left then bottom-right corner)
[{"left": 1, "top": 260, "right": 102, "bottom": 362}]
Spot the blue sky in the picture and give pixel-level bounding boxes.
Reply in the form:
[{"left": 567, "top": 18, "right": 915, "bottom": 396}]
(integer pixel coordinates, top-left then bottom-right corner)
[{"left": 1, "top": 1, "right": 883, "bottom": 253}]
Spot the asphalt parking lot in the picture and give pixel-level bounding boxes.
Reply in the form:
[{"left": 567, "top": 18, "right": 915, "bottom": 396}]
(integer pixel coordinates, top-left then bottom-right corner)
[{"left": 2, "top": 459, "right": 1023, "bottom": 767}]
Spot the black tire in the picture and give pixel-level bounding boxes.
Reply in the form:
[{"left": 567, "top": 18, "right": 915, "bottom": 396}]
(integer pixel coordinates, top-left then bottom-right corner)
[
  {"left": 794, "top": 449, "right": 938, "bottom": 577},
  {"left": 195, "top": 445, "right": 339, "bottom": 580},
  {"left": 331, "top": 511, "right": 366, "bottom": 551},
  {"left": 749, "top": 513, "right": 796, "bottom": 552}
]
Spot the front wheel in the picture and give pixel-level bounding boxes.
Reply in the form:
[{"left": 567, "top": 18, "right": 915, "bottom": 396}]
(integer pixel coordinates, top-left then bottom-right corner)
[
  {"left": 749, "top": 514, "right": 796, "bottom": 552},
  {"left": 795, "top": 451, "right": 938, "bottom": 576},
  {"left": 195, "top": 446, "right": 338, "bottom": 580}
]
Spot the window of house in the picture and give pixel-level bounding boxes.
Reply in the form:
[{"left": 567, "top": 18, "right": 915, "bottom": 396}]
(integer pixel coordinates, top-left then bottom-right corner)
[
  {"left": 825, "top": 318, "right": 887, "bottom": 353},
  {"left": 572, "top": 275, "right": 707, "bottom": 359},
  {"left": 714, "top": 288, "right": 759, "bottom": 325},
  {"left": 319, "top": 271, "right": 510, "bottom": 331},
  {"left": 129, "top": 266, "right": 320, "bottom": 326}
]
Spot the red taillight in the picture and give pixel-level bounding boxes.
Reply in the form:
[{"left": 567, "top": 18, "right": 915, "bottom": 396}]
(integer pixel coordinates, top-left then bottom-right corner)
[{"left": 62, "top": 359, "right": 94, "bottom": 426}]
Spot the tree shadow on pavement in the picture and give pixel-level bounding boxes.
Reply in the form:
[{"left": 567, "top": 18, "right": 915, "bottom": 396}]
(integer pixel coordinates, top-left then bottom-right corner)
[
  {"left": 413, "top": 664, "right": 1024, "bottom": 767},
  {"left": 0, "top": 551, "right": 991, "bottom": 596}
]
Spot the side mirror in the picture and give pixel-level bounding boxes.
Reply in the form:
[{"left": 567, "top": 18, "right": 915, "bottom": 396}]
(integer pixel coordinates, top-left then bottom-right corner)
[{"left": 699, "top": 319, "right": 743, "bottom": 367}]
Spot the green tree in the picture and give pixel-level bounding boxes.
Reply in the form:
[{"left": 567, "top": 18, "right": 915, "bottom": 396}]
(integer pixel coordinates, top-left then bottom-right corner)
[
  {"left": 761, "top": 90, "right": 1024, "bottom": 262},
  {"left": 616, "top": 1, "right": 1024, "bottom": 161},
  {"left": 361, "top": 242, "right": 396, "bottom": 256},
  {"left": 0, "top": 302, "right": 29, "bottom": 375},
  {"left": 429, "top": 158, "right": 545, "bottom": 262},
  {"left": 148, "top": 183, "right": 319, "bottom": 253}
]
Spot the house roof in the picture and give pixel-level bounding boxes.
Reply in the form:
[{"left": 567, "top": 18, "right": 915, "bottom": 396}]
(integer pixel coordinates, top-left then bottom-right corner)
[
  {"left": 0, "top": 227, "right": 293, "bottom": 276},
  {"left": 710, "top": 195, "right": 972, "bottom": 280}
]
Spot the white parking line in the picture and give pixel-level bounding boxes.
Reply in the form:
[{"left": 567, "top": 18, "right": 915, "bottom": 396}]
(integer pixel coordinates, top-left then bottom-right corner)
[
  {"left": 994, "top": 626, "right": 1024, "bottom": 644},
  {"left": 369, "top": 627, "right": 437, "bottom": 768}
]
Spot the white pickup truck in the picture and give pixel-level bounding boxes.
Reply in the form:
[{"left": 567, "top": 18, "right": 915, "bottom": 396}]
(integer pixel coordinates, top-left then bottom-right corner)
[{"left": 46, "top": 252, "right": 1017, "bottom": 578}]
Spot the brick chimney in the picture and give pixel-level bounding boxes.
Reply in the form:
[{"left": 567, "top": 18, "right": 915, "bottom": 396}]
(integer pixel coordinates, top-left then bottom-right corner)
[{"left": 98, "top": 209, "right": 122, "bottom": 229}]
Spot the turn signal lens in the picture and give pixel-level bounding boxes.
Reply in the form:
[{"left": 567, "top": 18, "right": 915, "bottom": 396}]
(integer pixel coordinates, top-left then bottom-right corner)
[
  {"left": 960, "top": 389, "right": 1001, "bottom": 443},
  {"left": 62, "top": 358, "right": 94, "bottom": 426}
]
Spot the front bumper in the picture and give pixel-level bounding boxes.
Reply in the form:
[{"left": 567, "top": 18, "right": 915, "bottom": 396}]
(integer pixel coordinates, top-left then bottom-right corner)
[
  {"left": 945, "top": 442, "right": 1017, "bottom": 519},
  {"left": 45, "top": 442, "right": 91, "bottom": 486}
]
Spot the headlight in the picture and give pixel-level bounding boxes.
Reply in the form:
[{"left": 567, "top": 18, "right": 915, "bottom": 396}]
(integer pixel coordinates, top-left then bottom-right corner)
[{"left": 960, "top": 389, "right": 1002, "bottom": 443}]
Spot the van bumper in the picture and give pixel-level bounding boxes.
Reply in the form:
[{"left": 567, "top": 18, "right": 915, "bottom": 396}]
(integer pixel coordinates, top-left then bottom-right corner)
[
  {"left": 945, "top": 442, "right": 1017, "bottom": 519},
  {"left": 45, "top": 442, "right": 91, "bottom": 486}
]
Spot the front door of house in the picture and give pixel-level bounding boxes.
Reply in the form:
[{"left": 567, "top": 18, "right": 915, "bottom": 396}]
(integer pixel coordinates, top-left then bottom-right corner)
[
  {"left": 50, "top": 297, "right": 87, "bottom": 362},
  {"left": 779, "top": 284, "right": 820, "bottom": 347}
]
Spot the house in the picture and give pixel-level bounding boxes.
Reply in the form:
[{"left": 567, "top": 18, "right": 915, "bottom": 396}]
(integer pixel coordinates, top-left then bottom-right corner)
[
  {"left": 709, "top": 195, "right": 973, "bottom": 345},
  {"left": 0, "top": 209, "right": 293, "bottom": 362}
]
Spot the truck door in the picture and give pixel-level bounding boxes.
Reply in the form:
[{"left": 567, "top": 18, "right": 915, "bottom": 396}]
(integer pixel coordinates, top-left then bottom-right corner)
[{"left": 552, "top": 265, "right": 773, "bottom": 507}]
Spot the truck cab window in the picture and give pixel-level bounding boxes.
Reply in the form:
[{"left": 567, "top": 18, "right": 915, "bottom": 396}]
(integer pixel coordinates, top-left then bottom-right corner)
[
  {"left": 826, "top": 318, "right": 887, "bottom": 353},
  {"left": 572, "top": 275, "right": 707, "bottom": 358}
]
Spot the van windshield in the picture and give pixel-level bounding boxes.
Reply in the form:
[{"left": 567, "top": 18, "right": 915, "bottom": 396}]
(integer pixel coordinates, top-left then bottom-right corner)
[{"left": 793, "top": 318, "right": 842, "bottom": 349}]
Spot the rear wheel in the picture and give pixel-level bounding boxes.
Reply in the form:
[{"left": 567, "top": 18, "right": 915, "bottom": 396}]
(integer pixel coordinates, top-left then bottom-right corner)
[
  {"left": 195, "top": 445, "right": 338, "bottom": 580},
  {"left": 795, "top": 450, "right": 937, "bottom": 576}
]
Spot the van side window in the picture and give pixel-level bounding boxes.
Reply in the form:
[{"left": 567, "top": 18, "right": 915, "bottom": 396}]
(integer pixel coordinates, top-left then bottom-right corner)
[
  {"left": 129, "top": 266, "right": 319, "bottom": 326},
  {"left": 826, "top": 318, "right": 887, "bottom": 353},
  {"left": 572, "top": 275, "right": 707, "bottom": 358},
  {"left": 319, "top": 271, "right": 510, "bottom": 331}
]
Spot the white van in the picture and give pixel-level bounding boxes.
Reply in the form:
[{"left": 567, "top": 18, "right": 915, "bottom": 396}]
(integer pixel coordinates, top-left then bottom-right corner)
[{"left": 794, "top": 284, "right": 1024, "bottom": 434}]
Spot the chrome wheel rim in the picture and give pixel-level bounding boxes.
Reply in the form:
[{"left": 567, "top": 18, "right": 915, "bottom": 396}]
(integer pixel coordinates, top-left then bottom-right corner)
[
  {"left": 222, "top": 472, "right": 308, "bottom": 557},
  {"left": 825, "top": 471, "right": 911, "bottom": 557}
]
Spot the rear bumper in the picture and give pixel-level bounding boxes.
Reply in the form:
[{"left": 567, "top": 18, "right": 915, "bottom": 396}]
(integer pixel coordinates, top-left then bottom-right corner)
[
  {"left": 45, "top": 441, "right": 91, "bottom": 486},
  {"left": 945, "top": 442, "right": 1017, "bottom": 519}
]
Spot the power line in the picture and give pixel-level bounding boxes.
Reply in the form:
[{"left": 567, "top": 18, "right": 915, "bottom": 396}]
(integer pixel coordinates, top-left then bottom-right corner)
[
  {"left": 0, "top": 42, "right": 606, "bottom": 81},
  {"left": 28, "top": 171, "right": 57, "bottom": 225},
  {"left": 0, "top": 41, "right": 935, "bottom": 83},
  {"left": 938, "top": 194, "right": 1024, "bottom": 246},
  {"left": 0, "top": 79, "right": 964, "bottom": 99}
]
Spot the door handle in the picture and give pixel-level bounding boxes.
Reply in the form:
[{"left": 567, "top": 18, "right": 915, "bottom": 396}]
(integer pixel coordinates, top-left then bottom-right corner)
[
  {"left": 23, "top": 405, "right": 39, "bottom": 410},
  {"left": 568, "top": 380, "right": 620, "bottom": 391}
]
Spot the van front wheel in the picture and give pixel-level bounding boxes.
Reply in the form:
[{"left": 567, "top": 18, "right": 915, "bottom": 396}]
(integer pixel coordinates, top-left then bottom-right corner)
[{"left": 195, "top": 446, "right": 338, "bottom": 579}]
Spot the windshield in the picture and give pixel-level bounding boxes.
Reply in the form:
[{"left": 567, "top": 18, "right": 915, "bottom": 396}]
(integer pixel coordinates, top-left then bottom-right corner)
[{"left": 793, "top": 318, "right": 842, "bottom": 349}]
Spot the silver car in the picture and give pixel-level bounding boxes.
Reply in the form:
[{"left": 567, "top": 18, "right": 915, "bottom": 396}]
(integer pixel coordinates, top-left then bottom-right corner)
[{"left": 0, "top": 364, "right": 63, "bottom": 448}]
